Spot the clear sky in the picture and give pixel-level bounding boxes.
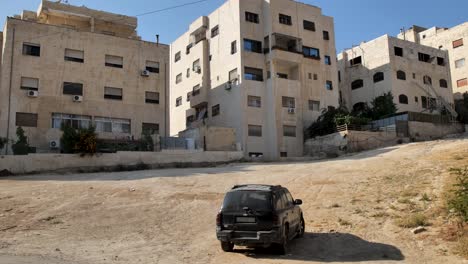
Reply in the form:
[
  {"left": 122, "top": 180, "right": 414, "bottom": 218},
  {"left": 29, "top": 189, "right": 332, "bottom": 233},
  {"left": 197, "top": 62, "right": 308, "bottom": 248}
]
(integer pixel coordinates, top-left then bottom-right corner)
[{"left": 0, "top": 0, "right": 466, "bottom": 52}]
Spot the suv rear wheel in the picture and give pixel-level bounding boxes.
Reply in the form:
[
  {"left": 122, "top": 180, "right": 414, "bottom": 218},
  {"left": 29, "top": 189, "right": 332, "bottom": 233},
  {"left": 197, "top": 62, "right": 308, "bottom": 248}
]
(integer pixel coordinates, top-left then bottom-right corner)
[
  {"left": 220, "top": 241, "right": 234, "bottom": 252},
  {"left": 275, "top": 225, "right": 289, "bottom": 255}
]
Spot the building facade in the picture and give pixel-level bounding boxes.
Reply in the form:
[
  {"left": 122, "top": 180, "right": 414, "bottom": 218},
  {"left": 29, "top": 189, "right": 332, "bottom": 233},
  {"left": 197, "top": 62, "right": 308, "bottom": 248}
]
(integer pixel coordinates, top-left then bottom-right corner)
[
  {"left": 398, "top": 23, "right": 468, "bottom": 98},
  {"left": 169, "top": 0, "right": 339, "bottom": 160},
  {"left": 338, "top": 35, "right": 455, "bottom": 117},
  {"left": 0, "top": 1, "right": 169, "bottom": 154}
]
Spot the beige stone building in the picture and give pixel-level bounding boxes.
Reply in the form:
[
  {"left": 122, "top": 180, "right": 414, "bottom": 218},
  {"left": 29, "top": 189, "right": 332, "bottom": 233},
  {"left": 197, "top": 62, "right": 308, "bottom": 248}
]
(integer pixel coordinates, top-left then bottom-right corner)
[
  {"left": 169, "top": 0, "right": 339, "bottom": 160},
  {"left": 398, "top": 23, "right": 468, "bottom": 98},
  {"left": 338, "top": 35, "right": 456, "bottom": 117},
  {"left": 0, "top": 1, "right": 169, "bottom": 154}
]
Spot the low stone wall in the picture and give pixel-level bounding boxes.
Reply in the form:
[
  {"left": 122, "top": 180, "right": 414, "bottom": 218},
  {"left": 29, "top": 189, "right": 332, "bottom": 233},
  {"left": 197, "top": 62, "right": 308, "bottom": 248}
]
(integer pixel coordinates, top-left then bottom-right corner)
[
  {"left": 304, "top": 130, "right": 403, "bottom": 157},
  {"left": 0, "top": 151, "right": 244, "bottom": 175},
  {"left": 407, "top": 121, "right": 465, "bottom": 141}
]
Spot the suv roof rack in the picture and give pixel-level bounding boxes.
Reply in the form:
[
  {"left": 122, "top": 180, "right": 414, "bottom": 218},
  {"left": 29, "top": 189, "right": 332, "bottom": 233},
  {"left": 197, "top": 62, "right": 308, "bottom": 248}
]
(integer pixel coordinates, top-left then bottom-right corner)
[{"left": 231, "top": 184, "right": 282, "bottom": 191}]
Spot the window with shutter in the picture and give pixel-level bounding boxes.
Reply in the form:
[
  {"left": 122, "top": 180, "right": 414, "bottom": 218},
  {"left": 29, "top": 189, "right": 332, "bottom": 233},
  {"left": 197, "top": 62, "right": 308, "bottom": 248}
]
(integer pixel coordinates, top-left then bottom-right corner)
[
  {"left": 21, "top": 77, "right": 39, "bottom": 91},
  {"left": 145, "top": 92, "right": 159, "bottom": 104},
  {"left": 104, "top": 87, "right": 123, "bottom": 100},
  {"left": 105, "top": 55, "right": 123, "bottom": 68},
  {"left": 16, "top": 112, "right": 38, "bottom": 127},
  {"left": 64, "top": 49, "right": 84, "bottom": 63}
]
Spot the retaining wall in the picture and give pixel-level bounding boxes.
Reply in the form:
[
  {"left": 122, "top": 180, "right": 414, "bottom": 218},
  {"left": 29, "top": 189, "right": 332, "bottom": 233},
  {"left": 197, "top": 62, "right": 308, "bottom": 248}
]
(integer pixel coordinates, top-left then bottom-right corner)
[{"left": 0, "top": 151, "right": 243, "bottom": 175}]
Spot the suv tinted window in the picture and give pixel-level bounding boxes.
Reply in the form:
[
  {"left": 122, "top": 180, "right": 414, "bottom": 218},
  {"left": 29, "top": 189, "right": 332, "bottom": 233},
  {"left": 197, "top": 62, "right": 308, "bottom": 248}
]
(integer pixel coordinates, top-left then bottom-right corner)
[
  {"left": 223, "top": 191, "right": 272, "bottom": 211},
  {"left": 285, "top": 191, "right": 294, "bottom": 205},
  {"left": 280, "top": 191, "right": 291, "bottom": 208},
  {"left": 274, "top": 193, "right": 284, "bottom": 210}
]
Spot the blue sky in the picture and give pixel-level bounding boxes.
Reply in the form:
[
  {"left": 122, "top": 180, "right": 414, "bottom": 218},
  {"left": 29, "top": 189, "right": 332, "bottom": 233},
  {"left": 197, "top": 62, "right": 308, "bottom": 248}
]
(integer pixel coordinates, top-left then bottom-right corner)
[{"left": 0, "top": 0, "right": 466, "bottom": 52}]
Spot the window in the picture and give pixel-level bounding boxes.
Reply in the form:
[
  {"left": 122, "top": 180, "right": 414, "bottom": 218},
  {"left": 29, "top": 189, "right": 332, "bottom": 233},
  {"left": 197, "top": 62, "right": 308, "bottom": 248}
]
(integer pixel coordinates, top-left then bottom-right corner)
[
  {"left": 104, "top": 87, "right": 123, "bottom": 100},
  {"left": 22, "top": 43, "right": 40, "bottom": 56},
  {"left": 142, "top": 123, "right": 159, "bottom": 135},
  {"left": 303, "top": 46, "right": 320, "bottom": 59},
  {"left": 396, "top": 70, "right": 406, "bottom": 80},
  {"left": 437, "top": 57, "right": 445, "bottom": 66},
  {"left": 244, "top": 67, "right": 263, "bottom": 81},
  {"left": 231, "top": 41, "right": 237, "bottom": 54},
  {"left": 457, "top": 78, "right": 468, "bottom": 88},
  {"left": 282, "top": 96, "right": 295, "bottom": 108},
  {"left": 324, "top": 55, "right": 331, "bottom": 65},
  {"left": 229, "top": 68, "right": 238, "bottom": 82},
  {"left": 279, "top": 14, "right": 292, "bottom": 25},
  {"left": 186, "top": 43, "right": 192, "bottom": 55},
  {"left": 394, "top": 46, "right": 403, "bottom": 57},
  {"left": 415, "top": 97, "right": 419, "bottom": 103},
  {"left": 309, "top": 100, "right": 320, "bottom": 111},
  {"left": 176, "top": 73, "right": 182, "bottom": 84},
  {"left": 63, "top": 82, "right": 83, "bottom": 95},
  {"left": 418, "top": 52, "right": 431, "bottom": 63},
  {"left": 95, "top": 117, "right": 131, "bottom": 134},
  {"left": 350, "top": 56, "right": 362, "bottom": 66},
  {"left": 453, "top": 38, "right": 464, "bottom": 49},
  {"left": 399, "top": 94, "right": 408, "bottom": 104},
  {"left": 64, "top": 49, "right": 84, "bottom": 63},
  {"left": 186, "top": 68, "right": 190, "bottom": 78},
  {"left": 245, "top": 12, "right": 259, "bottom": 23},
  {"left": 303, "top": 20, "right": 315, "bottom": 31},
  {"left": 16, "top": 112, "right": 38, "bottom": 127},
  {"left": 308, "top": 73, "right": 312, "bottom": 79},
  {"left": 326, "top": 80, "right": 333, "bottom": 90},
  {"left": 440, "top": 79, "right": 448, "bottom": 88},
  {"left": 277, "top": 73, "right": 288, "bottom": 79},
  {"left": 455, "top": 58, "right": 465, "bottom": 68},
  {"left": 423, "top": 75, "right": 432, "bottom": 85},
  {"left": 145, "top": 91, "right": 159, "bottom": 104},
  {"left": 248, "top": 125, "right": 262, "bottom": 137},
  {"left": 176, "top": 96, "right": 182, "bottom": 107},
  {"left": 105, "top": 55, "right": 123, "bottom": 68},
  {"left": 211, "top": 25, "right": 219, "bottom": 38},
  {"left": 283, "top": 125, "right": 296, "bottom": 137},
  {"left": 212, "top": 104, "right": 220, "bottom": 117},
  {"left": 52, "top": 113, "right": 91, "bottom": 129},
  {"left": 422, "top": 96, "right": 428, "bottom": 109},
  {"left": 314, "top": 74, "right": 318, "bottom": 80},
  {"left": 323, "top": 31, "right": 330, "bottom": 40},
  {"left": 20, "top": 77, "right": 39, "bottom": 91},
  {"left": 244, "top": 39, "right": 262, "bottom": 53},
  {"left": 248, "top": 95, "right": 261, "bottom": 108},
  {"left": 280, "top": 152, "right": 288, "bottom": 158},
  {"left": 186, "top": 115, "right": 194, "bottom": 126},
  {"left": 373, "top": 72, "right": 384, "bottom": 83},
  {"left": 174, "top": 51, "right": 181, "bottom": 62},
  {"left": 192, "top": 84, "right": 201, "bottom": 96},
  {"left": 351, "top": 79, "right": 364, "bottom": 90},
  {"left": 192, "top": 59, "right": 201, "bottom": 73},
  {"left": 338, "top": 71, "right": 341, "bottom": 82},
  {"left": 146, "top": 61, "right": 159, "bottom": 73}
]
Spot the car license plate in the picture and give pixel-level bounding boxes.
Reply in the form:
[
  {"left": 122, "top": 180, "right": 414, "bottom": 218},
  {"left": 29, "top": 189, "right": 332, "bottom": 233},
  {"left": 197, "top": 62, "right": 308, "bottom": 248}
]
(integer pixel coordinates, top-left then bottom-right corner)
[{"left": 236, "top": 217, "right": 256, "bottom": 223}]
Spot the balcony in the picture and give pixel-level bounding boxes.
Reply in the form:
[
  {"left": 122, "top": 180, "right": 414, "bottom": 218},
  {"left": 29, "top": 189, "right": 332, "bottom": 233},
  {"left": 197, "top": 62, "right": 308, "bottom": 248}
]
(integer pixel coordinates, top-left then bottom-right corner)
[{"left": 269, "top": 33, "right": 303, "bottom": 63}]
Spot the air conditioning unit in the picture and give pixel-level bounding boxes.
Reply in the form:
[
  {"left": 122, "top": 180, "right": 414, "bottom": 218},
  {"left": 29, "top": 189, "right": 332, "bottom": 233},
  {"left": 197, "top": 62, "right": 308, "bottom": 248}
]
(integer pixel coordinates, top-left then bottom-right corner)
[
  {"left": 193, "top": 66, "right": 201, "bottom": 73},
  {"left": 49, "top": 140, "right": 60, "bottom": 149},
  {"left": 288, "top": 108, "right": 296, "bottom": 114},
  {"left": 225, "top": 82, "right": 232, "bottom": 90},
  {"left": 141, "top": 70, "right": 150, "bottom": 77},
  {"left": 73, "top": 95, "right": 83, "bottom": 102},
  {"left": 27, "top": 90, "right": 38, "bottom": 97}
]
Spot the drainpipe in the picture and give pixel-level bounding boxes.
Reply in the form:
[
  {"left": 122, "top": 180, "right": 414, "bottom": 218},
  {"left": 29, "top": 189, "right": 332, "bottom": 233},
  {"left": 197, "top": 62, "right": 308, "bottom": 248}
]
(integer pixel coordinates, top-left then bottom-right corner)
[
  {"left": 164, "top": 62, "right": 168, "bottom": 137},
  {"left": 5, "top": 25, "right": 16, "bottom": 155}
]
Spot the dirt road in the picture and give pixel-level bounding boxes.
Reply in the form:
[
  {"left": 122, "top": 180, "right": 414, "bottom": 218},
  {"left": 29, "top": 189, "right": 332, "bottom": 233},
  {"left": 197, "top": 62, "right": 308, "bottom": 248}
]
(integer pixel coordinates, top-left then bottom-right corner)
[{"left": 1, "top": 137, "right": 467, "bottom": 264}]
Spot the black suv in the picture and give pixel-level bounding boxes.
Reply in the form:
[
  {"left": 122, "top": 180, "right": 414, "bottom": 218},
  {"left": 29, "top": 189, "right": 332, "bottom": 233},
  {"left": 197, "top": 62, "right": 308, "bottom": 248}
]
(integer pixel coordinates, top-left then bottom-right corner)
[{"left": 216, "top": 184, "right": 304, "bottom": 254}]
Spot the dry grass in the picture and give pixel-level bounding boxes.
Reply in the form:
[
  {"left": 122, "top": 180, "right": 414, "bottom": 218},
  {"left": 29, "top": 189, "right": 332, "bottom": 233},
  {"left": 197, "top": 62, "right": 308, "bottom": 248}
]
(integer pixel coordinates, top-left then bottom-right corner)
[
  {"left": 395, "top": 213, "right": 429, "bottom": 228},
  {"left": 338, "top": 218, "right": 352, "bottom": 226},
  {"left": 455, "top": 235, "right": 468, "bottom": 259}
]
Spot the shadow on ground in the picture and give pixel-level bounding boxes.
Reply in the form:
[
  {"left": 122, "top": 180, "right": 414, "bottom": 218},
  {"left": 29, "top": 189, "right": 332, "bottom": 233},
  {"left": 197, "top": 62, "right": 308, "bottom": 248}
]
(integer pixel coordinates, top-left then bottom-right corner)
[{"left": 237, "top": 232, "right": 405, "bottom": 262}]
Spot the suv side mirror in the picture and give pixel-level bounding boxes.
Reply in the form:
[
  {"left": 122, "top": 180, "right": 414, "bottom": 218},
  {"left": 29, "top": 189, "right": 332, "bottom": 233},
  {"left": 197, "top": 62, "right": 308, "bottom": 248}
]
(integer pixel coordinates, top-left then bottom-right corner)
[{"left": 294, "top": 199, "right": 303, "bottom": 205}]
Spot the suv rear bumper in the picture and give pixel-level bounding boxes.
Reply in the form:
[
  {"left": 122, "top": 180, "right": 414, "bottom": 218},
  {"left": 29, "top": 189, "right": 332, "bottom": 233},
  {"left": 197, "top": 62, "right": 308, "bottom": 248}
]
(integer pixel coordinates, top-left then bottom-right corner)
[{"left": 216, "top": 229, "right": 281, "bottom": 246}]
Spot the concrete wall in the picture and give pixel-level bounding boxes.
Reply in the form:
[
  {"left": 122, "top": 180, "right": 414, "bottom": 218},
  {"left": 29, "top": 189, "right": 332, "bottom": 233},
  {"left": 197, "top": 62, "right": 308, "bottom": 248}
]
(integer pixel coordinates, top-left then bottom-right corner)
[
  {"left": 303, "top": 132, "right": 347, "bottom": 157},
  {"left": 0, "top": 151, "right": 243, "bottom": 175},
  {"left": 179, "top": 126, "right": 237, "bottom": 151},
  {"left": 407, "top": 121, "right": 465, "bottom": 141}
]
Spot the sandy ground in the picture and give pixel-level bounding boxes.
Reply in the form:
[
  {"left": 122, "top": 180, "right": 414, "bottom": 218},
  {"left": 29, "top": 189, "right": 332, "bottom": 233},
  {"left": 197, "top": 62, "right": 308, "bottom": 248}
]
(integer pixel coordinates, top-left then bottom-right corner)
[{"left": 1, "top": 136, "right": 468, "bottom": 264}]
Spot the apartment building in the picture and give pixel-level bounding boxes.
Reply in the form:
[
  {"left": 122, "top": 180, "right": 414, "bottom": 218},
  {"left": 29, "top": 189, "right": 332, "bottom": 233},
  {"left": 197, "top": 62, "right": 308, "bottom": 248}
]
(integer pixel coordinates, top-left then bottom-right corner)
[
  {"left": 169, "top": 0, "right": 339, "bottom": 160},
  {"left": 0, "top": 1, "right": 169, "bottom": 154},
  {"left": 338, "top": 35, "right": 455, "bottom": 117},
  {"left": 398, "top": 23, "right": 468, "bottom": 98}
]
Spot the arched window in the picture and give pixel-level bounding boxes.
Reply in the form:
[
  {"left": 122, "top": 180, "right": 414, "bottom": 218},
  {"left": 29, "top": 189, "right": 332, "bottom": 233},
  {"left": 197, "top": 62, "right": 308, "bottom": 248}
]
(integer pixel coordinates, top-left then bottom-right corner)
[
  {"left": 399, "top": 94, "right": 408, "bottom": 104},
  {"left": 397, "top": 70, "right": 406, "bottom": 80},
  {"left": 353, "top": 102, "right": 366, "bottom": 112},
  {"left": 373, "top": 72, "right": 384, "bottom": 83},
  {"left": 423, "top": 75, "right": 432, "bottom": 85},
  {"left": 351, "top": 79, "right": 364, "bottom": 90},
  {"left": 439, "top": 79, "right": 448, "bottom": 88}
]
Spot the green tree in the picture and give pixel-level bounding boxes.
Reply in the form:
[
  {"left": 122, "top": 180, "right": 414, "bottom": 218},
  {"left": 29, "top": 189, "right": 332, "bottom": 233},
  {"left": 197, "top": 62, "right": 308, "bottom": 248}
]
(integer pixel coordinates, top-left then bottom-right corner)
[
  {"left": 60, "top": 125, "right": 97, "bottom": 155},
  {"left": 357, "top": 92, "right": 397, "bottom": 120},
  {"left": 12, "top": 127, "right": 30, "bottom": 155},
  {"left": 139, "top": 131, "right": 154, "bottom": 152},
  {"left": 455, "top": 93, "right": 468, "bottom": 124},
  {"left": 448, "top": 168, "right": 468, "bottom": 222},
  {"left": 60, "top": 124, "right": 79, "bottom": 153}
]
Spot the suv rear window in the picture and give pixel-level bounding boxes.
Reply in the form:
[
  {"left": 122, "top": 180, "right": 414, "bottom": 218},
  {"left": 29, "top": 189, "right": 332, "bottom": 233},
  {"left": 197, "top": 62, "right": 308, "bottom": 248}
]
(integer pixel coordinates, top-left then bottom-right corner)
[{"left": 223, "top": 191, "right": 272, "bottom": 211}]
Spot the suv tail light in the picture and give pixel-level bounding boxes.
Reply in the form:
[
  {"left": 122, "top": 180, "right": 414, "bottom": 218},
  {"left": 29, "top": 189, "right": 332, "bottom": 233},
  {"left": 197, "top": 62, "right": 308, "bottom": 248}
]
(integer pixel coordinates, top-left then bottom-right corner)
[
  {"left": 272, "top": 214, "right": 279, "bottom": 226},
  {"left": 216, "top": 212, "right": 222, "bottom": 227}
]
